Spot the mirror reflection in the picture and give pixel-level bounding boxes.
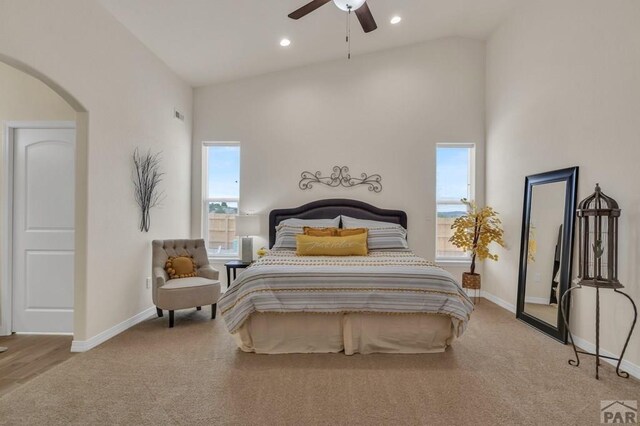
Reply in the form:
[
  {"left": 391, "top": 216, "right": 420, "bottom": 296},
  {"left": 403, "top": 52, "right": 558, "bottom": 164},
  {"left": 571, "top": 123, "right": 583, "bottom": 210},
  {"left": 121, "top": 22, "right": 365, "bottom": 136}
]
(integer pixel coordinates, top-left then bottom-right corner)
[{"left": 523, "top": 181, "right": 566, "bottom": 326}]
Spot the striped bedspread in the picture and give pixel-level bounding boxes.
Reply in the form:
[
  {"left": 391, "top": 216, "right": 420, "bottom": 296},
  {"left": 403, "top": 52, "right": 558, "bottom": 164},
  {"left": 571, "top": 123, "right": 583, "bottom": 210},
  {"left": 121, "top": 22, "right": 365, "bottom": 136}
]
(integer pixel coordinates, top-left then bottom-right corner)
[{"left": 219, "top": 250, "right": 474, "bottom": 335}]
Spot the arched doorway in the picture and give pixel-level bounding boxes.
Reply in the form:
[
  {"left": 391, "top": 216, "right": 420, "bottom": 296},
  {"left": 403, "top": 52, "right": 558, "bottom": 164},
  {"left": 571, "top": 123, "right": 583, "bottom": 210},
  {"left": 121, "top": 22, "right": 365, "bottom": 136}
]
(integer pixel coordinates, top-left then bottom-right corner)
[{"left": 0, "top": 55, "right": 88, "bottom": 340}]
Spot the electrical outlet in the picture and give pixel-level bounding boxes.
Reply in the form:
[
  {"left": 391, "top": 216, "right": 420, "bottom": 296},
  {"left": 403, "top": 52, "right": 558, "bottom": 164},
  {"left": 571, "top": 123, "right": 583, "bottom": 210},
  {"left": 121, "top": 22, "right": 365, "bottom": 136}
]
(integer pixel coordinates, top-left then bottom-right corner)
[{"left": 146, "top": 277, "right": 151, "bottom": 289}]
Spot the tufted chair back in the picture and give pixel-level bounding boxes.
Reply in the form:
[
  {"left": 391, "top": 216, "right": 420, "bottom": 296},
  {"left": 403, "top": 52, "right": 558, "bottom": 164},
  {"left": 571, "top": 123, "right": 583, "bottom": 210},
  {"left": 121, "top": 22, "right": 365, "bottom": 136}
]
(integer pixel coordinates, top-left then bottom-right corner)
[{"left": 152, "top": 239, "right": 210, "bottom": 271}]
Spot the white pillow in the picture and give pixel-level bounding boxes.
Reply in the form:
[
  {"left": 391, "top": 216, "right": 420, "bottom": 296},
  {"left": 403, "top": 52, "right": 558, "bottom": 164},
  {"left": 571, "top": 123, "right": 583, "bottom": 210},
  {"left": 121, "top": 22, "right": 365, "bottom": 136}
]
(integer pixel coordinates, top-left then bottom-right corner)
[
  {"left": 341, "top": 216, "right": 402, "bottom": 230},
  {"left": 272, "top": 217, "right": 340, "bottom": 249},
  {"left": 340, "top": 215, "right": 408, "bottom": 251},
  {"left": 280, "top": 217, "right": 340, "bottom": 228}
]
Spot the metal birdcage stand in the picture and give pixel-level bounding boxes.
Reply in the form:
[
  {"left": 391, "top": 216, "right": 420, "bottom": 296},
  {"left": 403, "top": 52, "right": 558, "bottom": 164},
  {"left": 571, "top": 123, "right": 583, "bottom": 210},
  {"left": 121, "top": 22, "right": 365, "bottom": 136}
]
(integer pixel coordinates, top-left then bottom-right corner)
[{"left": 560, "top": 184, "right": 637, "bottom": 379}]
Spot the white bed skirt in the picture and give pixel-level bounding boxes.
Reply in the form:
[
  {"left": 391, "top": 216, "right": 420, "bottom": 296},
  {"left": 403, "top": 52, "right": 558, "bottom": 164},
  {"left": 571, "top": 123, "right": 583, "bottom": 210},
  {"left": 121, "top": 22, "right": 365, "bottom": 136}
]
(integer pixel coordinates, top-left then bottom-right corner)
[{"left": 232, "top": 312, "right": 458, "bottom": 355}]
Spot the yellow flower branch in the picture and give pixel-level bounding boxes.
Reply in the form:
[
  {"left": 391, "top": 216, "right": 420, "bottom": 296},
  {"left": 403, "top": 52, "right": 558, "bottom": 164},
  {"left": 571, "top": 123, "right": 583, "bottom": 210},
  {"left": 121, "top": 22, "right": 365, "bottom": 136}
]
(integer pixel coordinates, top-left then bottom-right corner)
[{"left": 448, "top": 199, "right": 505, "bottom": 275}]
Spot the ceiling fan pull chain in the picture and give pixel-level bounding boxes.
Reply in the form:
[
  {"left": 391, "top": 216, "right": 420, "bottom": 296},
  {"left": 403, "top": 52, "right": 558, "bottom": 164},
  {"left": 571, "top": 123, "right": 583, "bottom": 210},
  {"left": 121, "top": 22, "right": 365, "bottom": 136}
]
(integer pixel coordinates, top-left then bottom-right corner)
[
  {"left": 346, "top": 7, "right": 349, "bottom": 44},
  {"left": 347, "top": 7, "right": 352, "bottom": 59}
]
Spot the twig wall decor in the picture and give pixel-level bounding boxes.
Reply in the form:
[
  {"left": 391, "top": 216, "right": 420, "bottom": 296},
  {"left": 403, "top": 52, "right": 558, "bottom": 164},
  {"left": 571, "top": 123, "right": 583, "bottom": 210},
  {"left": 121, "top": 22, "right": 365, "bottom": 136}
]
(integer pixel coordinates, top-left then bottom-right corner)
[
  {"left": 299, "top": 166, "right": 382, "bottom": 193},
  {"left": 132, "top": 148, "right": 165, "bottom": 232}
]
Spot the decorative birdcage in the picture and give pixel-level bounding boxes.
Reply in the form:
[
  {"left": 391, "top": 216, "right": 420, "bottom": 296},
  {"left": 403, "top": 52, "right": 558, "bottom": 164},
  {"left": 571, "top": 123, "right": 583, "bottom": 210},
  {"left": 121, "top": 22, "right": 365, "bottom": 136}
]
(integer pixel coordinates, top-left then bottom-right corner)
[
  {"left": 575, "top": 183, "right": 622, "bottom": 288},
  {"left": 562, "top": 183, "right": 636, "bottom": 380}
]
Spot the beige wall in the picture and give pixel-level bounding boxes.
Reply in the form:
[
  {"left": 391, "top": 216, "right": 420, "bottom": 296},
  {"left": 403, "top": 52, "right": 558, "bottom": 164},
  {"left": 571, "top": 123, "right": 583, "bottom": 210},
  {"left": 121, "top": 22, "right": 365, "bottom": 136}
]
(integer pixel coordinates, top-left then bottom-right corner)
[
  {"left": 486, "top": 0, "right": 640, "bottom": 366},
  {"left": 0, "top": 0, "right": 193, "bottom": 342},
  {"left": 193, "top": 38, "right": 487, "bottom": 280},
  {"left": 0, "top": 61, "right": 76, "bottom": 123}
]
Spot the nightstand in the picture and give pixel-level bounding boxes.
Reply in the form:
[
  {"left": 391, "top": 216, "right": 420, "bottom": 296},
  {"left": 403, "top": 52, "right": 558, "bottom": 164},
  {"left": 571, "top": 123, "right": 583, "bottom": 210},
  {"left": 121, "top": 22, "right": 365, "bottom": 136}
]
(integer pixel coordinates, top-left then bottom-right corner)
[{"left": 225, "top": 260, "right": 252, "bottom": 288}]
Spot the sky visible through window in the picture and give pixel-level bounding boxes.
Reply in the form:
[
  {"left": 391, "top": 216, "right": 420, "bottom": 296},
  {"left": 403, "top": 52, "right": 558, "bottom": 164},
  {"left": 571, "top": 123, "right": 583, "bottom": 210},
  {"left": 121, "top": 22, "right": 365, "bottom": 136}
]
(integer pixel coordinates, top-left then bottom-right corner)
[
  {"left": 207, "top": 145, "right": 239, "bottom": 199},
  {"left": 436, "top": 147, "right": 470, "bottom": 214}
]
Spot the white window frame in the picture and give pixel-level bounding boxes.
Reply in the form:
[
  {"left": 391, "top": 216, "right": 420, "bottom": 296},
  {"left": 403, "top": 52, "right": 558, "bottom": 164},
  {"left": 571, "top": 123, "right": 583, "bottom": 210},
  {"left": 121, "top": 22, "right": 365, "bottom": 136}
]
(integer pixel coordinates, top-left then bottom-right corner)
[
  {"left": 202, "top": 142, "right": 241, "bottom": 258},
  {"left": 435, "top": 143, "right": 476, "bottom": 263}
]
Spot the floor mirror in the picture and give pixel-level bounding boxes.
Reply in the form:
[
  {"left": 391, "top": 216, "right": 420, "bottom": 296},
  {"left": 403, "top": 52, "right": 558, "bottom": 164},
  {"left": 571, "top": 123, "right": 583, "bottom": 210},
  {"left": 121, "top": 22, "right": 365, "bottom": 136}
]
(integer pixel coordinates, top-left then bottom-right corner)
[{"left": 516, "top": 167, "right": 579, "bottom": 342}]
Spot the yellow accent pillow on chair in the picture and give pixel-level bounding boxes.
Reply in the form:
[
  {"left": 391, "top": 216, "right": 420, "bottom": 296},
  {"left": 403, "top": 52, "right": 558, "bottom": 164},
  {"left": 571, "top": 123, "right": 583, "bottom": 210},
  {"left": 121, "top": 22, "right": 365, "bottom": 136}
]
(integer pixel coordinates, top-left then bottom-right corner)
[
  {"left": 296, "top": 232, "right": 368, "bottom": 256},
  {"left": 165, "top": 256, "right": 197, "bottom": 279}
]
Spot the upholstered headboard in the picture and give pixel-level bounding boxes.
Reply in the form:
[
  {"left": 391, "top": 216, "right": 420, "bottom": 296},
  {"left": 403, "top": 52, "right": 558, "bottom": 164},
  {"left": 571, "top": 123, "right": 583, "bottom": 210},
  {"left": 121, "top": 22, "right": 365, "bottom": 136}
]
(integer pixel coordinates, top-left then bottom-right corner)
[{"left": 269, "top": 199, "right": 407, "bottom": 248}]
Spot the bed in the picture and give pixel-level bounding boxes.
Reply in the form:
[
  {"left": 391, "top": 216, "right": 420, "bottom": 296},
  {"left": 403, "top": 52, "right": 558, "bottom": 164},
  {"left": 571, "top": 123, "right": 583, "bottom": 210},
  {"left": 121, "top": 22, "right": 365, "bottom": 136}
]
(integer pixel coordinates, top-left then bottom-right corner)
[{"left": 219, "top": 199, "right": 473, "bottom": 355}]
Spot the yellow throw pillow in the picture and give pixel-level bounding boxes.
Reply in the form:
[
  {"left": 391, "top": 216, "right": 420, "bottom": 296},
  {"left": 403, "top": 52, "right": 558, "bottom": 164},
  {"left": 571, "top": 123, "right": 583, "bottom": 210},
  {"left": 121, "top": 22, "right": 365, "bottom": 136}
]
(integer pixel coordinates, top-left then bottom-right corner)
[
  {"left": 303, "top": 226, "right": 339, "bottom": 237},
  {"left": 165, "top": 256, "right": 197, "bottom": 279},
  {"left": 337, "top": 228, "right": 367, "bottom": 237},
  {"left": 296, "top": 232, "right": 368, "bottom": 256}
]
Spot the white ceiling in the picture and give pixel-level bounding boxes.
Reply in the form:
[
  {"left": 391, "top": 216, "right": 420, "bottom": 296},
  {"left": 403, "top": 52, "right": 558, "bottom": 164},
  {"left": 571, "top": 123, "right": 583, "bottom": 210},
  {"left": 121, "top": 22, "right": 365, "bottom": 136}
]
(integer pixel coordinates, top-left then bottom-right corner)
[{"left": 99, "top": 0, "right": 522, "bottom": 87}]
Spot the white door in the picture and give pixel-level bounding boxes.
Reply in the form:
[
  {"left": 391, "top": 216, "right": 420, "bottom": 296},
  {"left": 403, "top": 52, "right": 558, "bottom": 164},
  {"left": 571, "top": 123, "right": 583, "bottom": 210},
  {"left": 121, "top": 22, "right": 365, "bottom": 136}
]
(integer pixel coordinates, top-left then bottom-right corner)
[{"left": 12, "top": 127, "right": 75, "bottom": 333}]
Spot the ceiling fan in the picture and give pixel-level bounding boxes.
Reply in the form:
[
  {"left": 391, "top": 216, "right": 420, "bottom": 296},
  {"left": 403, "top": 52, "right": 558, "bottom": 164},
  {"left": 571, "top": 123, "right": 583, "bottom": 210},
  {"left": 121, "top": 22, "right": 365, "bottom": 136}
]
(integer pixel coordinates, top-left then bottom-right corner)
[{"left": 288, "top": 0, "right": 377, "bottom": 33}]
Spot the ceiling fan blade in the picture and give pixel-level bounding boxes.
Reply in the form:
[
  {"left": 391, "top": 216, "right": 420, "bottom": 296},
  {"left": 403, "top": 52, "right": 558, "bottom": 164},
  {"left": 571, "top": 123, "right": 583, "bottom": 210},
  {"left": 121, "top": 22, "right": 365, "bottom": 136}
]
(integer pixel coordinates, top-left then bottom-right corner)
[
  {"left": 288, "top": 0, "right": 332, "bottom": 19},
  {"left": 355, "top": 2, "right": 377, "bottom": 33}
]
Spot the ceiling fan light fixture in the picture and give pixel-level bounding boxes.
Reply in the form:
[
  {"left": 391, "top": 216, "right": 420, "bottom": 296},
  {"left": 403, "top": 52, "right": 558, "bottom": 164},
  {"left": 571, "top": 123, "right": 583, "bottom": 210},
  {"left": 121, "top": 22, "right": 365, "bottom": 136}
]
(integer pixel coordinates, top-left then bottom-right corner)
[
  {"left": 332, "top": 0, "right": 366, "bottom": 12},
  {"left": 390, "top": 16, "right": 402, "bottom": 25}
]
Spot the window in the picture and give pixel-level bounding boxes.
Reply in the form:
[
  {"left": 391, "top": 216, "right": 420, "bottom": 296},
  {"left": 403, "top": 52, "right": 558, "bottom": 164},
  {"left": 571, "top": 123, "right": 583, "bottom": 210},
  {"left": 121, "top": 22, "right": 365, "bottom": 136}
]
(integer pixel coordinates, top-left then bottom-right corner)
[
  {"left": 436, "top": 144, "right": 475, "bottom": 260},
  {"left": 203, "top": 143, "right": 240, "bottom": 257}
]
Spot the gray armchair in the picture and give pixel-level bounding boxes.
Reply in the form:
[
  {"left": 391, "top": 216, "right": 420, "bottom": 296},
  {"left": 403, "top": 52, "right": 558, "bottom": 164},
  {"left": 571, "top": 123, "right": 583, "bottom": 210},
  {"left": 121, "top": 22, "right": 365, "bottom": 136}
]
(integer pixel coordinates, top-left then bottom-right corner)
[{"left": 152, "top": 239, "right": 221, "bottom": 327}]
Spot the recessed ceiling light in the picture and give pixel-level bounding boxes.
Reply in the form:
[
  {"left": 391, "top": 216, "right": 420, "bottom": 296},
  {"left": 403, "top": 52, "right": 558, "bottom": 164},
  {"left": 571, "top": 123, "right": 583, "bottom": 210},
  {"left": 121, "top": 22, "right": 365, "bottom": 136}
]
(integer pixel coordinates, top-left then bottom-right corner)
[
  {"left": 280, "top": 38, "right": 291, "bottom": 47},
  {"left": 390, "top": 16, "right": 402, "bottom": 25}
]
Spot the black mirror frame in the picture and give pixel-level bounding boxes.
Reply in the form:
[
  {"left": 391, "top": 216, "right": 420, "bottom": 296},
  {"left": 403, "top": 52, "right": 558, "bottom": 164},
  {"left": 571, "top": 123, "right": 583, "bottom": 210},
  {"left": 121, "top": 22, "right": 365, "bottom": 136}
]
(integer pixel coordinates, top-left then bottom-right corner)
[{"left": 516, "top": 167, "right": 579, "bottom": 343}]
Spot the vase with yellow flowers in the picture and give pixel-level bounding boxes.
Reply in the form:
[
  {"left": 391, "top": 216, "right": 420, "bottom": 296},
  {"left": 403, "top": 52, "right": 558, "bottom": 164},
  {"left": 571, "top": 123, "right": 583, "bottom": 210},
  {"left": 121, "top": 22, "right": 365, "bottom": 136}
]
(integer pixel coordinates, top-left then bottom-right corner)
[{"left": 449, "top": 199, "right": 505, "bottom": 291}]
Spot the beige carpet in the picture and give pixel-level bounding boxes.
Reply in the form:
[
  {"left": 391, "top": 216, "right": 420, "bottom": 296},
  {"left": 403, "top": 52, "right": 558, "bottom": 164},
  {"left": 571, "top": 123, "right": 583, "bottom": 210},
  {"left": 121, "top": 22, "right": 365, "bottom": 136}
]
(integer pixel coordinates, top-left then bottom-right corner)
[{"left": 0, "top": 301, "right": 638, "bottom": 425}]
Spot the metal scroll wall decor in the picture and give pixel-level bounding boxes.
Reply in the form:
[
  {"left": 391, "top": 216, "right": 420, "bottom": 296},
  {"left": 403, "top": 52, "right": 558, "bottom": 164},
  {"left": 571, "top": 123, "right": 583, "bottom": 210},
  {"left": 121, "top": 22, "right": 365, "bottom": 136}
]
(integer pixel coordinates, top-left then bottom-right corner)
[
  {"left": 132, "top": 148, "right": 165, "bottom": 232},
  {"left": 299, "top": 166, "right": 382, "bottom": 193}
]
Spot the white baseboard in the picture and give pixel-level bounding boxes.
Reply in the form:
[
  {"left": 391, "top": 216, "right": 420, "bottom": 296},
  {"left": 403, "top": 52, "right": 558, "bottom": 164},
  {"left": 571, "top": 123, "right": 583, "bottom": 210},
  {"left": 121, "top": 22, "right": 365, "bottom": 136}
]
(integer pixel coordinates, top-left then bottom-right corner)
[
  {"left": 571, "top": 335, "right": 640, "bottom": 380},
  {"left": 70, "top": 306, "right": 155, "bottom": 352},
  {"left": 480, "top": 290, "right": 640, "bottom": 380},
  {"left": 478, "top": 290, "right": 516, "bottom": 313}
]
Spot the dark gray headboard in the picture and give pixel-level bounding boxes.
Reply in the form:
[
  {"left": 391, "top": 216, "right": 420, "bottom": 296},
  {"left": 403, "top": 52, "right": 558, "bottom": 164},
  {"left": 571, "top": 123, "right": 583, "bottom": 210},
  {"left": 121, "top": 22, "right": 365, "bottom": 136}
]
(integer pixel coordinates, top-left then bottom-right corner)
[{"left": 269, "top": 199, "right": 407, "bottom": 248}]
